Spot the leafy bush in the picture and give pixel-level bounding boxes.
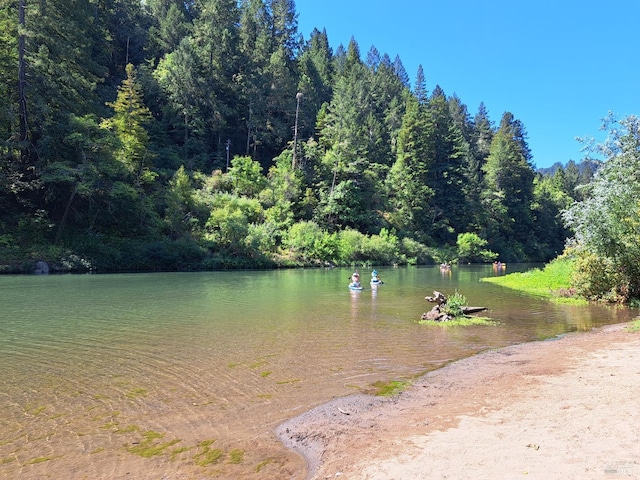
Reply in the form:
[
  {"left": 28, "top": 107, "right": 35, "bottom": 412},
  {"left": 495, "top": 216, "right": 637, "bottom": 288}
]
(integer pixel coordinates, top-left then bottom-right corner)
[
  {"left": 562, "top": 115, "right": 640, "bottom": 303},
  {"left": 456, "top": 232, "right": 498, "bottom": 263},
  {"left": 336, "top": 228, "right": 366, "bottom": 264},
  {"left": 442, "top": 290, "right": 468, "bottom": 317},
  {"left": 361, "top": 228, "right": 400, "bottom": 264},
  {"left": 399, "top": 237, "right": 434, "bottom": 265},
  {"left": 282, "top": 221, "right": 324, "bottom": 260},
  {"left": 571, "top": 250, "right": 626, "bottom": 302}
]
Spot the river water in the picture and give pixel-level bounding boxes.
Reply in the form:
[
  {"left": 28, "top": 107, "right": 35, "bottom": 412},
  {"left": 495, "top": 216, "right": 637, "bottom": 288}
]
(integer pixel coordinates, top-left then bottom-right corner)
[{"left": 0, "top": 266, "right": 635, "bottom": 478}]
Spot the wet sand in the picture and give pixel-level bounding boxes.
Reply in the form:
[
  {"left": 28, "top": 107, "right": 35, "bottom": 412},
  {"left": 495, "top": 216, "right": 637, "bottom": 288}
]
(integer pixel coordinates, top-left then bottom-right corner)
[{"left": 277, "top": 322, "right": 640, "bottom": 479}]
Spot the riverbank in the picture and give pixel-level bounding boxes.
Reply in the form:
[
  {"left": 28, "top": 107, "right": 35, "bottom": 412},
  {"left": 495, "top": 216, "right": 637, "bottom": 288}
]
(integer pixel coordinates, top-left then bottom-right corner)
[{"left": 277, "top": 322, "right": 640, "bottom": 479}]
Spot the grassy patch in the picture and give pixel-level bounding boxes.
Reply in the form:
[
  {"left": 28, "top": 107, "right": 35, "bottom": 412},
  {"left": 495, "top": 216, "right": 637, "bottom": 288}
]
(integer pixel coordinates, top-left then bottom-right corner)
[
  {"left": 169, "top": 446, "right": 193, "bottom": 461},
  {"left": 418, "top": 316, "right": 498, "bottom": 327},
  {"left": 24, "top": 405, "right": 47, "bottom": 416},
  {"left": 127, "top": 431, "right": 181, "bottom": 458},
  {"left": 255, "top": 458, "right": 274, "bottom": 472},
  {"left": 126, "top": 388, "right": 148, "bottom": 399},
  {"left": 115, "top": 424, "right": 141, "bottom": 434},
  {"left": 275, "top": 378, "right": 301, "bottom": 385},
  {"left": 628, "top": 318, "right": 640, "bottom": 332},
  {"left": 481, "top": 257, "right": 586, "bottom": 303},
  {"left": 27, "top": 456, "right": 58, "bottom": 464},
  {"left": 371, "top": 379, "right": 410, "bottom": 396},
  {"left": 194, "top": 440, "right": 223, "bottom": 466},
  {"left": 228, "top": 449, "right": 244, "bottom": 464}
]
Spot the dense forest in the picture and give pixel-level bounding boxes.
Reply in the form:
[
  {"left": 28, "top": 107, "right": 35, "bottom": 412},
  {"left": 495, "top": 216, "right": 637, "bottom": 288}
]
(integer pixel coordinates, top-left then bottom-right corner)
[{"left": 0, "top": 0, "right": 601, "bottom": 272}]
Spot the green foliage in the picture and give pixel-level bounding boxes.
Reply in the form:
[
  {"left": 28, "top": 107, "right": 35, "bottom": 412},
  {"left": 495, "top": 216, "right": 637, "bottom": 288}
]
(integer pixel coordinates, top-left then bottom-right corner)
[
  {"left": 205, "top": 193, "right": 264, "bottom": 252},
  {"left": 628, "top": 318, "right": 640, "bottom": 332},
  {"left": 194, "top": 440, "right": 223, "bottom": 466},
  {"left": 456, "top": 232, "right": 497, "bottom": 263},
  {"left": 563, "top": 115, "right": 640, "bottom": 302},
  {"left": 228, "top": 156, "right": 267, "bottom": 197},
  {"left": 127, "top": 431, "right": 181, "bottom": 458},
  {"left": 371, "top": 379, "right": 410, "bottom": 397},
  {"left": 482, "top": 112, "right": 536, "bottom": 260},
  {"left": 418, "top": 317, "right": 497, "bottom": 327},
  {"left": 569, "top": 251, "right": 623, "bottom": 302},
  {"left": 282, "top": 221, "right": 329, "bottom": 262},
  {"left": 441, "top": 290, "right": 467, "bottom": 317},
  {"left": 103, "top": 64, "right": 155, "bottom": 184},
  {"left": 0, "top": 0, "right": 574, "bottom": 271},
  {"left": 397, "top": 237, "right": 435, "bottom": 265}
]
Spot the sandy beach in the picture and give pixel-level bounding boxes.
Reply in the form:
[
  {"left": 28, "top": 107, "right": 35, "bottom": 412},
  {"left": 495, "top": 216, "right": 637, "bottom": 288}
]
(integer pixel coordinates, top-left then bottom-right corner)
[{"left": 277, "top": 322, "right": 640, "bottom": 479}]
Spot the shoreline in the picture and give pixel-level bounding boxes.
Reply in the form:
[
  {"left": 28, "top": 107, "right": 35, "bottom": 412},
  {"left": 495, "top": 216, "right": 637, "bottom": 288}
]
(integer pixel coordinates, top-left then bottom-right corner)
[{"left": 276, "top": 322, "right": 640, "bottom": 479}]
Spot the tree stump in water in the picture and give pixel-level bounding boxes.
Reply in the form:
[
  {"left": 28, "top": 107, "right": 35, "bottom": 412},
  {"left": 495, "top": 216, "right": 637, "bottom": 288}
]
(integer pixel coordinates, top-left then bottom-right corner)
[{"left": 422, "top": 291, "right": 487, "bottom": 322}]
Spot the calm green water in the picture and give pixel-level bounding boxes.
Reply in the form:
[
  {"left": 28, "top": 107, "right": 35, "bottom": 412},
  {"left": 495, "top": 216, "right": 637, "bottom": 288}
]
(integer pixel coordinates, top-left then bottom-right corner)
[{"left": 0, "top": 266, "right": 635, "bottom": 478}]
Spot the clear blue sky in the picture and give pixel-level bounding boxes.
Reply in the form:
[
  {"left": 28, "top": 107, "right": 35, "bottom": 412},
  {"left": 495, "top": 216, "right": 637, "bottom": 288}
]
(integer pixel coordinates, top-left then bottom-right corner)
[{"left": 295, "top": 0, "right": 640, "bottom": 168}]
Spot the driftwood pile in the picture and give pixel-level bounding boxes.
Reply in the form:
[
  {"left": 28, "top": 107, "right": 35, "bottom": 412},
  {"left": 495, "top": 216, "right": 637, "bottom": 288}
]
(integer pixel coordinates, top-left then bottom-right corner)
[{"left": 421, "top": 291, "right": 487, "bottom": 322}]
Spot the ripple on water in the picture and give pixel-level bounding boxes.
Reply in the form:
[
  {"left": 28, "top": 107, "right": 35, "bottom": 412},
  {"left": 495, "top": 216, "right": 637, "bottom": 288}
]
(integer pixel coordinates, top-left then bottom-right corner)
[{"left": 0, "top": 268, "right": 636, "bottom": 478}]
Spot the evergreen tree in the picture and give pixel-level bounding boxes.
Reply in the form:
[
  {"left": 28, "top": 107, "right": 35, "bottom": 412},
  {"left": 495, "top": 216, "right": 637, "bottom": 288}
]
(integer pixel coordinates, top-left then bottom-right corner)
[
  {"left": 314, "top": 38, "right": 380, "bottom": 232},
  {"left": 387, "top": 94, "right": 433, "bottom": 237},
  {"left": 154, "top": 38, "right": 205, "bottom": 168},
  {"left": 393, "top": 54, "right": 410, "bottom": 87},
  {"left": 0, "top": 0, "right": 24, "bottom": 221},
  {"left": 103, "top": 63, "right": 154, "bottom": 186},
  {"left": 268, "top": 0, "right": 299, "bottom": 57},
  {"left": 147, "top": 0, "right": 193, "bottom": 55},
  {"left": 238, "top": 0, "right": 299, "bottom": 164},
  {"left": 365, "top": 45, "right": 381, "bottom": 71},
  {"left": 424, "top": 85, "right": 468, "bottom": 242},
  {"left": 563, "top": 159, "right": 581, "bottom": 199},
  {"left": 413, "top": 64, "right": 428, "bottom": 104},
  {"left": 24, "top": 0, "right": 110, "bottom": 160},
  {"left": 296, "top": 28, "right": 333, "bottom": 141},
  {"left": 482, "top": 111, "right": 536, "bottom": 259},
  {"left": 192, "top": 0, "right": 242, "bottom": 168},
  {"left": 0, "top": 0, "right": 17, "bottom": 145}
]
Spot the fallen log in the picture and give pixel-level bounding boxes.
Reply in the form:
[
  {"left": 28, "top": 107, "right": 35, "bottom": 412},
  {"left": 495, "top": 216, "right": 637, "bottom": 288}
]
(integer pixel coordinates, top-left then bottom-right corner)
[{"left": 462, "top": 306, "right": 488, "bottom": 314}]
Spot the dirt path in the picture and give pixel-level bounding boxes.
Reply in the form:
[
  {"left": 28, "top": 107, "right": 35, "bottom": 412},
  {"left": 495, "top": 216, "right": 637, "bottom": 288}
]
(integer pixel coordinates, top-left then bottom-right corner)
[{"left": 277, "top": 323, "right": 640, "bottom": 479}]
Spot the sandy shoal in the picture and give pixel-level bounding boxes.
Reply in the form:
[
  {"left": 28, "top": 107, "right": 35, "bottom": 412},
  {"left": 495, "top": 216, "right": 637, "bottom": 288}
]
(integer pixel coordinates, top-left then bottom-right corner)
[{"left": 277, "top": 323, "right": 640, "bottom": 480}]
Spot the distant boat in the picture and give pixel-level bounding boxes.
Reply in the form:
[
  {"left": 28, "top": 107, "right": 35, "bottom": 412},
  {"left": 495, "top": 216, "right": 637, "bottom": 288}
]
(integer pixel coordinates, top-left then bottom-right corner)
[{"left": 348, "top": 282, "right": 363, "bottom": 291}]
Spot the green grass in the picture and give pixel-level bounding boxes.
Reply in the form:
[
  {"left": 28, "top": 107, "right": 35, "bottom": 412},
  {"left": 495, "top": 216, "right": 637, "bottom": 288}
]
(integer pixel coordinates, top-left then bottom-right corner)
[
  {"left": 126, "top": 387, "right": 148, "bottom": 399},
  {"left": 481, "top": 257, "right": 586, "bottom": 304},
  {"left": 627, "top": 318, "right": 640, "bottom": 332},
  {"left": 255, "top": 458, "right": 274, "bottom": 472},
  {"left": 371, "top": 379, "right": 410, "bottom": 396},
  {"left": 127, "top": 431, "right": 181, "bottom": 458},
  {"left": 228, "top": 448, "right": 245, "bottom": 464},
  {"left": 417, "top": 316, "right": 498, "bottom": 327},
  {"left": 193, "top": 440, "right": 223, "bottom": 466},
  {"left": 27, "top": 456, "right": 59, "bottom": 464}
]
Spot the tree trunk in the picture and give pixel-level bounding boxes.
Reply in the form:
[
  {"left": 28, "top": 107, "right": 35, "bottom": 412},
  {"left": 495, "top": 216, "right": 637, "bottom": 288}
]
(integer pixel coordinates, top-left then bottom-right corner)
[
  {"left": 55, "top": 187, "right": 77, "bottom": 245},
  {"left": 18, "top": 0, "right": 28, "bottom": 158}
]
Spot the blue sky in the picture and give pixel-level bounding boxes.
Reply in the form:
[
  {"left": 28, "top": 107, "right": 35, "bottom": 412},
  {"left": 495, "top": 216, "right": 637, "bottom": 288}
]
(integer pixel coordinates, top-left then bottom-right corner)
[{"left": 295, "top": 0, "right": 640, "bottom": 168}]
